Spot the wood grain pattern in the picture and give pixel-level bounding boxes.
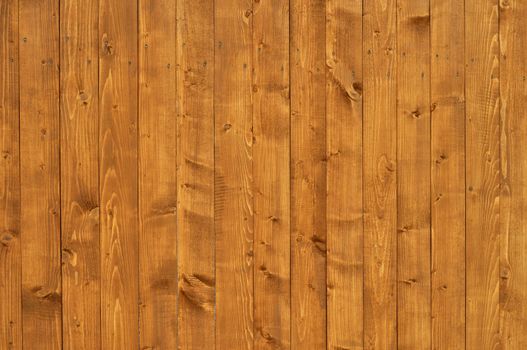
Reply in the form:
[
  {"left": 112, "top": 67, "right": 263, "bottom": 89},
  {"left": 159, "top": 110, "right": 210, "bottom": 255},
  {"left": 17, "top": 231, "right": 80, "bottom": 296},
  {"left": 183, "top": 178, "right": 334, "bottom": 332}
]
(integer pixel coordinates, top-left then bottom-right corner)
[
  {"left": 396, "top": 0, "right": 431, "bottom": 348},
  {"left": 363, "top": 0, "right": 397, "bottom": 348},
  {"left": 326, "top": 0, "right": 363, "bottom": 349},
  {"left": 60, "top": 0, "right": 100, "bottom": 348},
  {"left": 138, "top": 0, "right": 177, "bottom": 348},
  {"left": 430, "top": 0, "right": 465, "bottom": 348},
  {"left": 465, "top": 0, "right": 501, "bottom": 348},
  {"left": 0, "top": 0, "right": 20, "bottom": 348},
  {"left": 290, "top": 0, "right": 327, "bottom": 348},
  {"left": 98, "top": 0, "right": 139, "bottom": 348},
  {"left": 19, "top": 0, "right": 62, "bottom": 348}
]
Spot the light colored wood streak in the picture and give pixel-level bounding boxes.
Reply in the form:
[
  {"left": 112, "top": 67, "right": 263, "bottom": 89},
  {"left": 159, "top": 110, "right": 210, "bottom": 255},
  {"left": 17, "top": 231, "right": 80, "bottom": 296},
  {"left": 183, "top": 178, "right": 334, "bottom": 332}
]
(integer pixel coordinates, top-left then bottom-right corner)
[
  {"left": 397, "top": 0, "right": 431, "bottom": 348},
  {"left": 0, "top": 0, "right": 21, "bottom": 348},
  {"left": 252, "top": 0, "right": 290, "bottom": 349},
  {"left": 214, "top": 0, "right": 254, "bottom": 349},
  {"left": 290, "top": 0, "right": 326, "bottom": 349},
  {"left": 60, "top": 0, "right": 100, "bottom": 348},
  {"left": 363, "top": 0, "right": 397, "bottom": 348},
  {"left": 138, "top": 0, "right": 177, "bottom": 348},
  {"left": 19, "top": 0, "right": 62, "bottom": 348},
  {"left": 326, "top": 0, "right": 363, "bottom": 349},
  {"left": 499, "top": 0, "right": 527, "bottom": 347},
  {"left": 98, "top": 0, "right": 139, "bottom": 348},
  {"left": 176, "top": 0, "right": 215, "bottom": 348},
  {"left": 465, "top": 0, "right": 501, "bottom": 348}
]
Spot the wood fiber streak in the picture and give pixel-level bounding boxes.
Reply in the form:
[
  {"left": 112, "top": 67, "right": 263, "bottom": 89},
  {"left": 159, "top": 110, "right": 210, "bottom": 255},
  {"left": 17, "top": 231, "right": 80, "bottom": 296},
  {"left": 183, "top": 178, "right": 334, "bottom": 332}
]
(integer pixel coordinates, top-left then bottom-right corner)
[
  {"left": 138, "top": 0, "right": 177, "bottom": 349},
  {"left": 214, "top": 0, "right": 254, "bottom": 349},
  {"left": 465, "top": 0, "right": 501, "bottom": 348},
  {"left": 98, "top": 0, "right": 139, "bottom": 348},
  {"left": 0, "top": 0, "right": 20, "bottom": 348},
  {"left": 60, "top": 0, "right": 100, "bottom": 348},
  {"left": 19, "top": 0, "right": 62, "bottom": 348},
  {"left": 176, "top": 0, "right": 215, "bottom": 348},
  {"left": 430, "top": 0, "right": 465, "bottom": 348},
  {"left": 326, "top": 0, "right": 363, "bottom": 349},
  {"left": 396, "top": 0, "right": 431, "bottom": 348},
  {"left": 363, "top": 0, "right": 397, "bottom": 348},
  {"left": 252, "top": 0, "right": 290, "bottom": 349},
  {"left": 290, "top": 0, "right": 327, "bottom": 348}
]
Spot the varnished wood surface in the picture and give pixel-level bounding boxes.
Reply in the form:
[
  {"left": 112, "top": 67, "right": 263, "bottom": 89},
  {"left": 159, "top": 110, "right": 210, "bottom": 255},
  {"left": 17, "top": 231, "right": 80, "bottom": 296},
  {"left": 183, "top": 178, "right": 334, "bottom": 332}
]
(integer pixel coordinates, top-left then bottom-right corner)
[{"left": 1, "top": 0, "right": 527, "bottom": 349}]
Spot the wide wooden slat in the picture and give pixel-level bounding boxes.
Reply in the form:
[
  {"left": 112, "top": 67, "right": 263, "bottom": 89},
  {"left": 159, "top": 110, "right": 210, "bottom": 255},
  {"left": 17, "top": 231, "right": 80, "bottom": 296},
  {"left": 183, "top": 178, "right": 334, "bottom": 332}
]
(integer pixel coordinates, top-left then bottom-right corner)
[
  {"left": 465, "top": 0, "right": 501, "bottom": 348},
  {"left": 326, "top": 0, "right": 363, "bottom": 349},
  {"left": 138, "top": 0, "right": 177, "bottom": 348},
  {"left": 176, "top": 0, "right": 215, "bottom": 349},
  {"left": 500, "top": 0, "right": 527, "bottom": 347},
  {"left": 60, "top": 0, "right": 100, "bottom": 348},
  {"left": 252, "top": 0, "right": 290, "bottom": 349},
  {"left": 0, "top": 0, "right": 21, "bottom": 348},
  {"left": 19, "top": 0, "right": 62, "bottom": 348},
  {"left": 290, "top": 0, "right": 326, "bottom": 349},
  {"left": 396, "top": 1, "right": 431, "bottom": 348},
  {"left": 98, "top": 0, "right": 139, "bottom": 347},
  {"left": 214, "top": 0, "right": 254, "bottom": 348},
  {"left": 363, "top": 0, "right": 397, "bottom": 348},
  {"left": 430, "top": 0, "right": 465, "bottom": 348}
]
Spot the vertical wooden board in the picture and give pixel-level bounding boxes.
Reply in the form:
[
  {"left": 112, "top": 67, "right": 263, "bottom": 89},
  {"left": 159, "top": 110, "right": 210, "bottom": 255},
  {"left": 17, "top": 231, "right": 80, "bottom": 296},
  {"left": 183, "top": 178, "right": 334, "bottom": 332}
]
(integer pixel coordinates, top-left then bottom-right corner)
[
  {"left": 214, "top": 0, "right": 254, "bottom": 348},
  {"left": 0, "top": 0, "right": 21, "bottom": 348},
  {"left": 98, "top": 0, "right": 139, "bottom": 347},
  {"left": 500, "top": 0, "right": 527, "bottom": 347},
  {"left": 396, "top": 0, "right": 431, "bottom": 348},
  {"left": 252, "top": 0, "right": 290, "bottom": 349},
  {"left": 363, "top": 0, "right": 397, "bottom": 348},
  {"left": 176, "top": 0, "right": 215, "bottom": 348},
  {"left": 465, "top": 0, "right": 500, "bottom": 348},
  {"left": 19, "top": 0, "right": 62, "bottom": 348},
  {"left": 430, "top": 0, "right": 465, "bottom": 349},
  {"left": 138, "top": 0, "right": 177, "bottom": 349},
  {"left": 326, "top": 0, "right": 363, "bottom": 349},
  {"left": 290, "top": 0, "right": 326, "bottom": 348},
  {"left": 60, "top": 0, "right": 100, "bottom": 348}
]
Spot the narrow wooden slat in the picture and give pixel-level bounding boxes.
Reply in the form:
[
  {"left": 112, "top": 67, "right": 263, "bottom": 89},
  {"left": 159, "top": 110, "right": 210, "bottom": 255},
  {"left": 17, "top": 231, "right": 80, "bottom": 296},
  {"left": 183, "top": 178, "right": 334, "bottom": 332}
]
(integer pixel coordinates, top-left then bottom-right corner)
[
  {"left": 214, "top": 0, "right": 254, "bottom": 348},
  {"left": 465, "top": 0, "right": 500, "bottom": 348},
  {"left": 98, "top": 0, "right": 139, "bottom": 347},
  {"left": 19, "top": 0, "right": 62, "bottom": 348},
  {"left": 290, "top": 0, "right": 326, "bottom": 348},
  {"left": 430, "top": 0, "right": 465, "bottom": 348},
  {"left": 499, "top": 0, "right": 527, "bottom": 347},
  {"left": 60, "top": 0, "right": 100, "bottom": 348},
  {"left": 176, "top": 0, "right": 215, "bottom": 348},
  {"left": 326, "top": 0, "right": 363, "bottom": 348},
  {"left": 138, "top": 0, "right": 177, "bottom": 348},
  {"left": 252, "top": 0, "right": 290, "bottom": 348},
  {"left": 0, "top": 0, "right": 21, "bottom": 348},
  {"left": 396, "top": 1, "right": 431, "bottom": 348},
  {"left": 363, "top": 0, "right": 397, "bottom": 348}
]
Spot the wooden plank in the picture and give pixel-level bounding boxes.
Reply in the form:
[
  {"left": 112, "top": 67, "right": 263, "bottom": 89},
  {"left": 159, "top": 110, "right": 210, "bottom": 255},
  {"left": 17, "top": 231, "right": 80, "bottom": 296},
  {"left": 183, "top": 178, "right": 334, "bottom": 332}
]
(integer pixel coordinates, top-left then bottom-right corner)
[
  {"left": 214, "top": 0, "right": 254, "bottom": 348},
  {"left": 396, "top": 1, "right": 431, "bottom": 348},
  {"left": 0, "top": 0, "right": 21, "bottom": 348},
  {"left": 465, "top": 0, "right": 500, "bottom": 348},
  {"left": 98, "top": 0, "right": 139, "bottom": 347},
  {"left": 138, "top": 0, "right": 177, "bottom": 348},
  {"left": 362, "top": 0, "right": 397, "bottom": 348},
  {"left": 252, "top": 0, "right": 290, "bottom": 349},
  {"left": 176, "top": 0, "right": 215, "bottom": 348},
  {"left": 19, "top": 0, "right": 62, "bottom": 348},
  {"left": 499, "top": 0, "right": 527, "bottom": 347},
  {"left": 326, "top": 0, "right": 363, "bottom": 348},
  {"left": 430, "top": 0, "right": 465, "bottom": 349},
  {"left": 60, "top": 0, "right": 100, "bottom": 348},
  {"left": 290, "top": 0, "right": 326, "bottom": 348}
]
